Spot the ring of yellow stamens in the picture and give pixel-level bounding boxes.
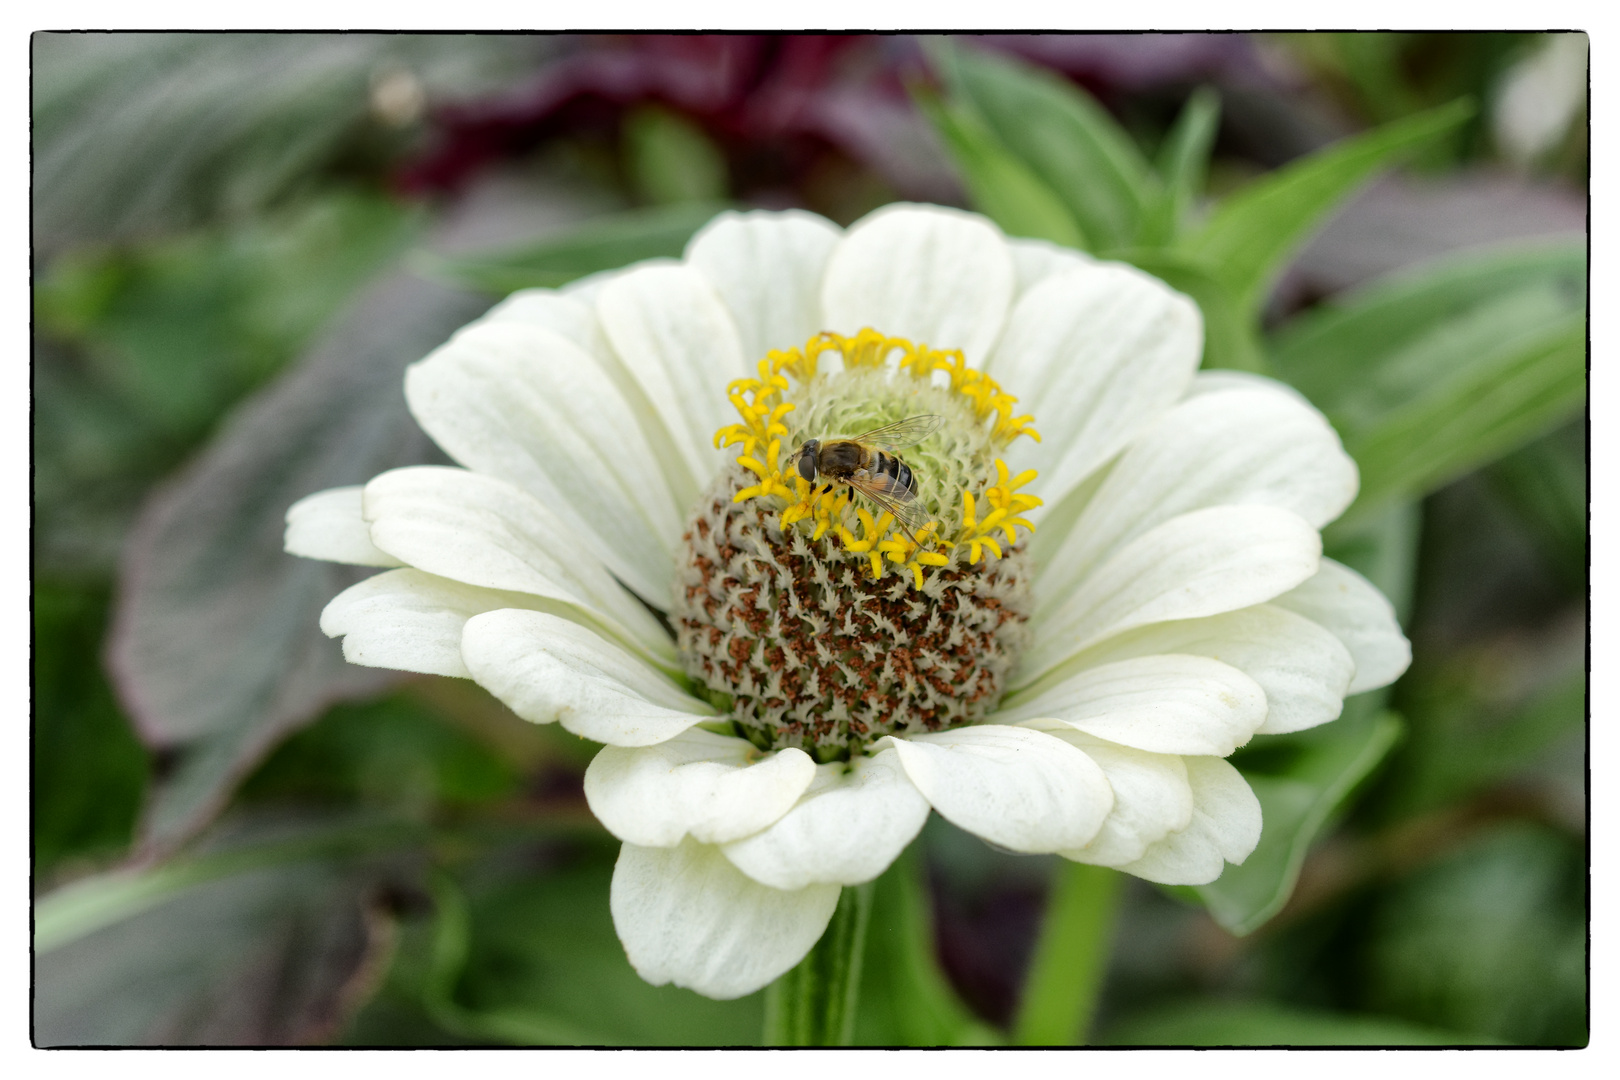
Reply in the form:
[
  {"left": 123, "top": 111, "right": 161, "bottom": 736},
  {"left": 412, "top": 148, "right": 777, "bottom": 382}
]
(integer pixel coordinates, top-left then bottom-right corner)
[{"left": 714, "top": 329, "right": 1045, "bottom": 589}]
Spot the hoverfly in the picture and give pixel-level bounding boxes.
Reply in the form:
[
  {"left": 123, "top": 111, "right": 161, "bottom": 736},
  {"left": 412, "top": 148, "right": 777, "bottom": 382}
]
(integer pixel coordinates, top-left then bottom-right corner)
[{"left": 791, "top": 415, "right": 943, "bottom": 543}]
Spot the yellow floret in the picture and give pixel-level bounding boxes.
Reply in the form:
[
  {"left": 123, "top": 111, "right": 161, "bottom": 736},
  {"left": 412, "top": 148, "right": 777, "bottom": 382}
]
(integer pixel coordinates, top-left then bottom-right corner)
[{"left": 717, "top": 329, "right": 1044, "bottom": 588}]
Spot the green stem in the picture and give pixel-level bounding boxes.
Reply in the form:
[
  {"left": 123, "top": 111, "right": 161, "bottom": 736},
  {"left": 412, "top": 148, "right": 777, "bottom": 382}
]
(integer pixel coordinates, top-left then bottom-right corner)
[
  {"left": 1011, "top": 862, "right": 1123, "bottom": 1046},
  {"left": 763, "top": 882, "right": 874, "bottom": 1046}
]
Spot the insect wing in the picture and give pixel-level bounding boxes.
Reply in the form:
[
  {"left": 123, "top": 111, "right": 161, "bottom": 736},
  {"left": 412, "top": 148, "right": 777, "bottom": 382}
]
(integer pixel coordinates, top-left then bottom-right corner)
[
  {"left": 846, "top": 473, "right": 933, "bottom": 542},
  {"left": 851, "top": 414, "right": 942, "bottom": 451}
]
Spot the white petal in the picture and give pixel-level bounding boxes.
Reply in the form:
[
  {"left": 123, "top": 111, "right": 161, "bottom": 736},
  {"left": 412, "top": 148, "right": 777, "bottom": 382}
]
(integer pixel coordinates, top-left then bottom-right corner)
[
  {"left": 584, "top": 729, "right": 815, "bottom": 847},
  {"left": 484, "top": 286, "right": 705, "bottom": 514},
  {"left": 404, "top": 320, "right": 681, "bottom": 604},
  {"left": 820, "top": 203, "right": 1015, "bottom": 364},
  {"left": 611, "top": 838, "right": 841, "bottom": 1000},
  {"left": 362, "top": 465, "right": 673, "bottom": 662},
  {"left": 480, "top": 287, "right": 609, "bottom": 356},
  {"left": 1024, "top": 505, "right": 1322, "bottom": 686},
  {"left": 684, "top": 209, "right": 841, "bottom": 360},
  {"left": 319, "top": 567, "right": 576, "bottom": 679},
  {"left": 1039, "top": 384, "right": 1357, "bottom": 596},
  {"left": 989, "top": 262, "right": 1202, "bottom": 509},
  {"left": 1272, "top": 558, "right": 1412, "bottom": 694},
  {"left": 1117, "top": 756, "right": 1262, "bottom": 886},
  {"left": 460, "top": 609, "right": 706, "bottom": 747},
  {"left": 561, "top": 257, "right": 680, "bottom": 305},
  {"left": 1068, "top": 604, "right": 1355, "bottom": 736},
  {"left": 720, "top": 749, "right": 931, "bottom": 890},
  {"left": 284, "top": 487, "right": 403, "bottom": 568},
  {"left": 596, "top": 264, "right": 750, "bottom": 490},
  {"left": 1181, "top": 368, "right": 1317, "bottom": 407},
  {"left": 1008, "top": 236, "right": 1095, "bottom": 297},
  {"left": 995, "top": 654, "right": 1267, "bottom": 756},
  {"left": 1014, "top": 721, "right": 1194, "bottom": 867},
  {"left": 883, "top": 725, "right": 1112, "bottom": 854}
]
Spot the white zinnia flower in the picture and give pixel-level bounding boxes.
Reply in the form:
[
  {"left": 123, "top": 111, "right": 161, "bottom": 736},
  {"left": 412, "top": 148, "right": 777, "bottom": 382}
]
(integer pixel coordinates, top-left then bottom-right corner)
[{"left": 285, "top": 204, "right": 1411, "bottom": 1001}]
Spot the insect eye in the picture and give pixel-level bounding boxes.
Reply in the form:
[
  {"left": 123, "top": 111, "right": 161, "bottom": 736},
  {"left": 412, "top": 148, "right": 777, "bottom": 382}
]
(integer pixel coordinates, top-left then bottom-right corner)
[{"left": 796, "top": 441, "right": 819, "bottom": 482}]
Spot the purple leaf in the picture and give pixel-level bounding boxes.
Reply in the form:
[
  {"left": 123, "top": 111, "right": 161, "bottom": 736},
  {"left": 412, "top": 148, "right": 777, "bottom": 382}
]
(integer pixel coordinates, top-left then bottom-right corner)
[
  {"left": 106, "top": 271, "right": 490, "bottom": 852},
  {"left": 967, "top": 32, "right": 1290, "bottom": 93},
  {"left": 398, "top": 35, "right": 964, "bottom": 205},
  {"left": 35, "top": 815, "right": 417, "bottom": 1046}
]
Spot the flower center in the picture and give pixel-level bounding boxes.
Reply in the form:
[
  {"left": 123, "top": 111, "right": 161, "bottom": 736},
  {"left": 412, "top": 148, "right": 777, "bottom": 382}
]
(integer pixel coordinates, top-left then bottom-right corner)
[{"left": 671, "top": 329, "right": 1043, "bottom": 760}]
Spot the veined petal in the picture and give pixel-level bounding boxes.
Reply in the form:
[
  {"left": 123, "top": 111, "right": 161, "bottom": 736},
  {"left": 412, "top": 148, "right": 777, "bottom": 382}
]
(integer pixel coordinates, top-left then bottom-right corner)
[
  {"left": 1116, "top": 756, "right": 1262, "bottom": 886},
  {"left": 584, "top": 729, "right": 815, "bottom": 847},
  {"left": 1024, "top": 505, "right": 1322, "bottom": 686},
  {"left": 1008, "top": 236, "right": 1096, "bottom": 297},
  {"left": 720, "top": 749, "right": 930, "bottom": 890},
  {"left": 1181, "top": 368, "right": 1317, "bottom": 406},
  {"left": 483, "top": 285, "right": 703, "bottom": 513},
  {"left": 1039, "top": 384, "right": 1357, "bottom": 594},
  {"left": 362, "top": 465, "right": 673, "bottom": 663},
  {"left": 882, "top": 725, "right": 1112, "bottom": 854},
  {"left": 1273, "top": 558, "right": 1412, "bottom": 694},
  {"left": 989, "top": 262, "right": 1201, "bottom": 509},
  {"left": 405, "top": 320, "right": 681, "bottom": 604},
  {"left": 461, "top": 609, "right": 706, "bottom": 747},
  {"left": 820, "top": 203, "right": 1015, "bottom": 365},
  {"left": 1062, "top": 604, "right": 1355, "bottom": 736},
  {"left": 596, "top": 264, "right": 749, "bottom": 489},
  {"left": 561, "top": 257, "right": 680, "bottom": 305},
  {"left": 685, "top": 209, "right": 841, "bottom": 360},
  {"left": 284, "top": 486, "right": 403, "bottom": 568},
  {"left": 995, "top": 654, "right": 1267, "bottom": 756},
  {"left": 1015, "top": 720, "right": 1194, "bottom": 867},
  {"left": 320, "top": 567, "right": 578, "bottom": 679},
  {"left": 480, "top": 287, "right": 609, "bottom": 357},
  {"left": 611, "top": 838, "right": 841, "bottom": 1000}
]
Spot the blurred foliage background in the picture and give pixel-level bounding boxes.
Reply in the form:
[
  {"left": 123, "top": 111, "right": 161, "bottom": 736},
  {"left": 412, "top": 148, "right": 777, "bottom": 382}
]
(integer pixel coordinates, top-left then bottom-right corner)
[{"left": 32, "top": 32, "right": 1588, "bottom": 1047}]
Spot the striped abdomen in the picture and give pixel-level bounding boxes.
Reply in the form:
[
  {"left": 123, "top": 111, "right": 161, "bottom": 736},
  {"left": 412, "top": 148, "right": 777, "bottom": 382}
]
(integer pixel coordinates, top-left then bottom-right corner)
[{"left": 871, "top": 451, "right": 916, "bottom": 498}]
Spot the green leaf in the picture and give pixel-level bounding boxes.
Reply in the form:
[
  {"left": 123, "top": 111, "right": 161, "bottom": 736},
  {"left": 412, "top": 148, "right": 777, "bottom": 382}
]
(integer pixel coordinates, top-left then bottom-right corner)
[
  {"left": 853, "top": 846, "right": 999, "bottom": 1046},
  {"left": 423, "top": 860, "right": 764, "bottom": 1046},
  {"left": 1484, "top": 421, "right": 1586, "bottom": 590},
  {"left": 764, "top": 883, "right": 874, "bottom": 1046},
  {"left": 1011, "top": 862, "right": 1122, "bottom": 1045},
  {"left": 1343, "top": 323, "right": 1584, "bottom": 522},
  {"left": 1323, "top": 32, "right": 1426, "bottom": 123},
  {"left": 420, "top": 873, "right": 606, "bottom": 1045},
  {"left": 420, "top": 201, "right": 732, "bottom": 295},
  {"left": 1194, "top": 709, "right": 1404, "bottom": 935},
  {"left": 37, "top": 192, "right": 422, "bottom": 440},
  {"left": 622, "top": 105, "right": 730, "bottom": 206},
  {"left": 935, "top": 39, "right": 1152, "bottom": 252},
  {"left": 1272, "top": 241, "right": 1587, "bottom": 524},
  {"left": 237, "top": 693, "right": 519, "bottom": 811},
  {"left": 1112, "top": 249, "right": 1267, "bottom": 373},
  {"left": 1380, "top": 668, "right": 1585, "bottom": 823},
  {"left": 913, "top": 89, "right": 1086, "bottom": 247},
  {"left": 1360, "top": 823, "right": 1587, "bottom": 1046},
  {"left": 1182, "top": 98, "right": 1473, "bottom": 317},
  {"left": 1273, "top": 242, "right": 1585, "bottom": 421},
  {"left": 1102, "top": 1000, "right": 1502, "bottom": 1046},
  {"left": 1138, "top": 86, "right": 1221, "bottom": 246},
  {"left": 33, "top": 582, "right": 149, "bottom": 875}
]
